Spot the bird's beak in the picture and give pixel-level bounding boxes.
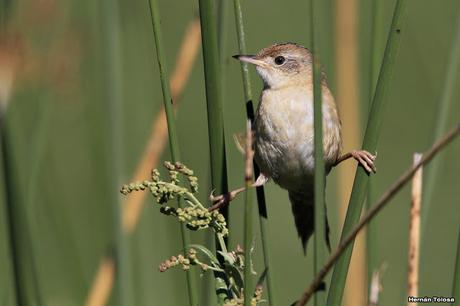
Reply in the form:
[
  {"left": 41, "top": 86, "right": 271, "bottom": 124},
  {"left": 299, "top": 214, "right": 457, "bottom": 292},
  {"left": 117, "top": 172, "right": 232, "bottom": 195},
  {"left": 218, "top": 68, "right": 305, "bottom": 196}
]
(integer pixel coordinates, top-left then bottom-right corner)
[{"left": 232, "top": 55, "right": 267, "bottom": 67}]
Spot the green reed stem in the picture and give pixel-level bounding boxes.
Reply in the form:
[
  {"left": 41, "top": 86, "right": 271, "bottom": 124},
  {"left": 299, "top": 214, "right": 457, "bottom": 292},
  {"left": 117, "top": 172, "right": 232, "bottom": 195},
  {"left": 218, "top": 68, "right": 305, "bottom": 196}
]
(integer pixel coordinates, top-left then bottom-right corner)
[
  {"left": 326, "top": 1, "right": 407, "bottom": 305},
  {"left": 232, "top": 0, "right": 276, "bottom": 305},
  {"left": 198, "top": 0, "right": 229, "bottom": 303},
  {"left": 310, "top": 0, "right": 326, "bottom": 305},
  {"left": 452, "top": 228, "right": 460, "bottom": 304},
  {"left": 148, "top": 1, "right": 198, "bottom": 305},
  {"left": 217, "top": 0, "right": 231, "bottom": 240}
]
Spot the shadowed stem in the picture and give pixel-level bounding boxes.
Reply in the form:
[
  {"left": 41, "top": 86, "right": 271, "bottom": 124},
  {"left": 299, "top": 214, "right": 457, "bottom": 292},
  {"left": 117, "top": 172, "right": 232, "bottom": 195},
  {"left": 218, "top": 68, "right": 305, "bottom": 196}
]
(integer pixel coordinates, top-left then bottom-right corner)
[
  {"left": 198, "top": 0, "right": 230, "bottom": 303},
  {"left": 296, "top": 123, "right": 460, "bottom": 306},
  {"left": 310, "top": 0, "right": 326, "bottom": 305}
]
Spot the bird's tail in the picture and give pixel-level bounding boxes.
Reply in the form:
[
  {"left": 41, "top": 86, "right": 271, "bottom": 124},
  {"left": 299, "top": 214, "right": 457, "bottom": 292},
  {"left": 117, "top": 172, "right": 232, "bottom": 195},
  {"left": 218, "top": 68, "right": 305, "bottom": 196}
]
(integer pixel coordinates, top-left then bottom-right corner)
[{"left": 288, "top": 189, "right": 331, "bottom": 254}]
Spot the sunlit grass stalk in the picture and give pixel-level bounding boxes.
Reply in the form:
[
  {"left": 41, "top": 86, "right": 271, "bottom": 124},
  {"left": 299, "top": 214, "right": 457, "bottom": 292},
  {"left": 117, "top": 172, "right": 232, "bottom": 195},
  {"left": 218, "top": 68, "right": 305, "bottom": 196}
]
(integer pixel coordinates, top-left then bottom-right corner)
[
  {"left": 310, "top": 0, "right": 326, "bottom": 305},
  {"left": 243, "top": 121, "right": 254, "bottom": 306},
  {"left": 366, "top": 0, "right": 385, "bottom": 286},
  {"left": 407, "top": 153, "right": 422, "bottom": 300},
  {"left": 100, "top": 0, "right": 131, "bottom": 303},
  {"left": 452, "top": 228, "right": 460, "bottom": 302},
  {"left": 232, "top": 0, "right": 275, "bottom": 305},
  {"left": 147, "top": 0, "right": 198, "bottom": 305},
  {"left": 197, "top": 0, "right": 230, "bottom": 303},
  {"left": 326, "top": 1, "right": 407, "bottom": 305},
  {"left": 421, "top": 8, "right": 460, "bottom": 238}
]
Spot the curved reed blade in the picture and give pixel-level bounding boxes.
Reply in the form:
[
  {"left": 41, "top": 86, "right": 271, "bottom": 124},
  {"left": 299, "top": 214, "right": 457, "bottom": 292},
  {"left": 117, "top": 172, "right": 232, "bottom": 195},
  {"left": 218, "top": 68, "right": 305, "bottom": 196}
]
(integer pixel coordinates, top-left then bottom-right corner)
[{"left": 326, "top": 1, "right": 408, "bottom": 305}]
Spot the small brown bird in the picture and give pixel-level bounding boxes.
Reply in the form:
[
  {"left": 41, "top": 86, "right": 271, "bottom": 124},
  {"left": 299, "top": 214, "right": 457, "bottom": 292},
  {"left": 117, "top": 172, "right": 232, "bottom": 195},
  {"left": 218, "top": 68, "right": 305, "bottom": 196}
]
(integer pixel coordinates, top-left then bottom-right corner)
[{"left": 217, "top": 42, "right": 376, "bottom": 252}]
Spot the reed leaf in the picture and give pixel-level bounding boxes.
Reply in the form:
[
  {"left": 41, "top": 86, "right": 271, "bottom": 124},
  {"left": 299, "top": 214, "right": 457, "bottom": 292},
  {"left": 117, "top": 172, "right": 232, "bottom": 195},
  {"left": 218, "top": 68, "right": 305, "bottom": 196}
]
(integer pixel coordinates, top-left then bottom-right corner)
[
  {"left": 197, "top": 0, "right": 229, "bottom": 303},
  {"left": 147, "top": 0, "right": 198, "bottom": 304},
  {"left": 326, "top": 1, "right": 407, "bottom": 305},
  {"left": 232, "top": 0, "right": 276, "bottom": 304}
]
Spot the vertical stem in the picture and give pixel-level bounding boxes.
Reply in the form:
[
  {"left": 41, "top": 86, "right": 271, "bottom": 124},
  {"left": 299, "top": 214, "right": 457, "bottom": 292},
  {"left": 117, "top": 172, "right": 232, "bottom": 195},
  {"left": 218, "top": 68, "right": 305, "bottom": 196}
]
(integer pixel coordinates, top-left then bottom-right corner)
[
  {"left": 407, "top": 154, "right": 422, "bottom": 302},
  {"left": 243, "top": 121, "right": 254, "bottom": 306},
  {"left": 310, "top": 0, "right": 326, "bottom": 305},
  {"left": 217, "top": 0, "right": 230, "bottom": 242},
  {"left": 326, "top": 1, "right": 407, "bottom": 305},
  {"left": 147, "top": 1, "right": 198, "bottom": 305},
  {"left": 197, "top": 0, "right": 229, "bottom": 303},
  {"left": 232, "top": 0, "right": 276, "bottom": 305}
]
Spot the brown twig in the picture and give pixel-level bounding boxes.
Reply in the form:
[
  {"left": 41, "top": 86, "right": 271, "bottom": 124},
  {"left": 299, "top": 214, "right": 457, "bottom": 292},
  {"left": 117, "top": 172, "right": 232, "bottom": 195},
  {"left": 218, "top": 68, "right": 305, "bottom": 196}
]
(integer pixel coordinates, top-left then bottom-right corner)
[
  {"left": 84, "top": 18, "right": 201, "bottom": 306},
  {"left": 407, "top": 153, "right": 422, "bottom": 300},
  {"left": 295, "top": 123, "right": 460, "bottom": 306}
]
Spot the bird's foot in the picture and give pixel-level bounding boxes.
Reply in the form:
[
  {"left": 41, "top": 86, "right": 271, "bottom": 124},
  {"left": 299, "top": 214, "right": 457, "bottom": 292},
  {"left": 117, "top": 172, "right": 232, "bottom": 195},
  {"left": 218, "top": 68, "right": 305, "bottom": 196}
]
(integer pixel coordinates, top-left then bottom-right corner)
[
  {"left": 208, "top": 187, "right": 246, "bottom": 212},
  {"left": 253, "top": 173, "right": 269, "bottom": 187},
  {"left": 208, "top": 174, "right": 269, "bottom": 212},
  {"left": 351, "top": 150, "right": 377, "bottom": 173}
]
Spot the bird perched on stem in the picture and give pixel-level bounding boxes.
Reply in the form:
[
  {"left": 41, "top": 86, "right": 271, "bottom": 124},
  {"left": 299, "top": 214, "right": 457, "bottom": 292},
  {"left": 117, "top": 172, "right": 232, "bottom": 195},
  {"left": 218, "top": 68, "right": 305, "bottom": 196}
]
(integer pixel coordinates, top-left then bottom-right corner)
[{"left": 212, "top": 42, "right": 376, "bottom": 252}]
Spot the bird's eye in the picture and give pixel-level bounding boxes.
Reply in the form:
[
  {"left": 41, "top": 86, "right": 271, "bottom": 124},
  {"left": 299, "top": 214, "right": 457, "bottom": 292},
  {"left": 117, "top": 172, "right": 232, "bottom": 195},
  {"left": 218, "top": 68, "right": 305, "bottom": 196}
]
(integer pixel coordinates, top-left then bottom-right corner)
[{"left": 274, "top": 56, "right": 285, "bottom": 65}]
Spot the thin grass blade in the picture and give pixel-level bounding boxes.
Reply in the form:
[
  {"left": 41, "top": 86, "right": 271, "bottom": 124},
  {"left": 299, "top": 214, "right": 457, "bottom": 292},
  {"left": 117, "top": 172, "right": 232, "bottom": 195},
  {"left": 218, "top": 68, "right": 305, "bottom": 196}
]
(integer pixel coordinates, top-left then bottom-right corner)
[
  {"left": 232, "top": 0, "right": 276, "bottom": 304},
  {"left": 148, "top": 0, "right": 198, "bottom": 304}
]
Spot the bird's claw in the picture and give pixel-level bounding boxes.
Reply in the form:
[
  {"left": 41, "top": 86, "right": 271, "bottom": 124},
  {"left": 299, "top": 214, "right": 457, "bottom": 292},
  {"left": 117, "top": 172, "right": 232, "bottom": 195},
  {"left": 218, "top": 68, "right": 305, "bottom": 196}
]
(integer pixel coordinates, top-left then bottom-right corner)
[
  {"left": 351, "top": 150, "right": 377, "bottom": 173},
  {"left": 209, "top": 187, "right": 245, "bottom": 212}
]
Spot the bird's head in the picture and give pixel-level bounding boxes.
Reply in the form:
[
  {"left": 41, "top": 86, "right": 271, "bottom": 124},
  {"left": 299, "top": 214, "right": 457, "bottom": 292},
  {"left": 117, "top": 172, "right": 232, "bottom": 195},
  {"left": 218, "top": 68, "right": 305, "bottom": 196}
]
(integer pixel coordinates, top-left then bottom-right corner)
[{"left": 233, "top": 42, "right": 314, "bottom": 89}]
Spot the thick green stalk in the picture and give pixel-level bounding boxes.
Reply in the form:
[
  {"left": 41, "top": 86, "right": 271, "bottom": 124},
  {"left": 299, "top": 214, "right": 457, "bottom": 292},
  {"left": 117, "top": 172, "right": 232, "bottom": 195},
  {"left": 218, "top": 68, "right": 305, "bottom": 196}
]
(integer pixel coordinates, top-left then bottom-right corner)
[
  {"left": 148, "top": 1, "right": 198, "bottom": 305},
  {"left": 421, "top": 9, "right": 460, "bottom": 238},
  {"left": 326, "top": 1, "right": 407, "bottom": 305},
  {"left": 198, "top": 0, "right": 228, "bottom": 195},
  {"left": 197, "top": 0, "right": 229, "bottom": 303},
  {"left": 451, "top": 228, "right": 460, "bottom": 305},
  {"left": 310, "top": 0, "right": 326, "bottom": 305},
  {"left": 232, "top": 0, "right": 275, "bottom": 305}
]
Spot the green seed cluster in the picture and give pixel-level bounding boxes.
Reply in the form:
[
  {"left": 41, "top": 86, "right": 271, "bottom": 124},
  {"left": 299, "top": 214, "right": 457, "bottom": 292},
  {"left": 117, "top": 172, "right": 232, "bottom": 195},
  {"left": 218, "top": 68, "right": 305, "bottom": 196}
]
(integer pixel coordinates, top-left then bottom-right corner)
[
  {"left": 120, "top": 161, "right": 227, "bottom": 236},
  {"left": 160, "top": 205, "right": 228, "bottom": 236},
  {"left": 158, "top": 248, "right": 210, "bottom": 273},
  {"left": 223, "top": 288, "right": 263, "bottom": 306}
]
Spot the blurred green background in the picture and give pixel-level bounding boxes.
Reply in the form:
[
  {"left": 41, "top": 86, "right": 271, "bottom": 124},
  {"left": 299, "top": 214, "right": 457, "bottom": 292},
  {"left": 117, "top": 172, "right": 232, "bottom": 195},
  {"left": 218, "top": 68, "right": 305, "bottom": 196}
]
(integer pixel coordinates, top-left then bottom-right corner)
[{"left": 0, "top": 0, "right": 459, "bottom": 305}]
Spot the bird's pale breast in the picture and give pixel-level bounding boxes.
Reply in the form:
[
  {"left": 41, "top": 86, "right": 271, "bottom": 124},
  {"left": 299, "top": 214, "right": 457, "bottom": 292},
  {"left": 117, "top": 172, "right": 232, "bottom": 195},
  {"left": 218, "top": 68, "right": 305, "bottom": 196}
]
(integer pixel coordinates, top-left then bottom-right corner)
[{"left": 254, "top": 85, "right": 341, "bottom": 191}]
